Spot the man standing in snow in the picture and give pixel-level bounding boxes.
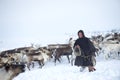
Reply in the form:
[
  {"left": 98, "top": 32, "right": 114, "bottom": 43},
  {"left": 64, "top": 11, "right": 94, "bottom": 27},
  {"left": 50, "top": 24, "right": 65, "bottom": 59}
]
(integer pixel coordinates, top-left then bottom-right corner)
[{"left": 74, "top": 30, "right": 96, "bottom": 72}]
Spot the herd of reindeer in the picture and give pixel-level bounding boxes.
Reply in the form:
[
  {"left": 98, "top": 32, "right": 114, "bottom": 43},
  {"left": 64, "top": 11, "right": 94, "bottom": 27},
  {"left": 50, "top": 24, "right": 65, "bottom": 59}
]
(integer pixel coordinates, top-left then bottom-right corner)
[{"left": 0, "top": 32, "right": 120, "bottom": 80}]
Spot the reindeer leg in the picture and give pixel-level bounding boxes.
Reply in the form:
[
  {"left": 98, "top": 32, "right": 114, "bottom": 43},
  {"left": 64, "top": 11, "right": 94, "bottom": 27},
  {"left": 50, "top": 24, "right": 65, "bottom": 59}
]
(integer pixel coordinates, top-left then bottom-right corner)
[
  {"left": 41, "top": 59, "right": 44, "bottom": 68},
  {"left": 42, "top": 61, "right": 44, "bottom": 67},
  {"left": 57, "top": 58, "right": 61, "bottom": 63},
  {"left": 32, "top": 62, "right": 34, "bottom": 68},
  {"left": 96, "top": 52, "right": 99, "bottom": 56},
  {"left": 54, "top": 55, "right": 58, "bottom": 65},
  {"left": 54, "top": 57, "right": 60, "bottom": 65},
  {"left": 70, "top": 54, "right": 75, "bottom": 66},
  {"left": 118, "top": 52, "right": 120, "bottom": 56},
  {"left": 67, "top": 55, "right": 70, "bottom": 63},
  {"left": 71, "top": 59, "right": 74, "bottom": 66},
  {"left": 27, "top": 63, "right": 31, "bottom": 70},
  {"left": 54, "top": 59, "right": 56, "bottom": 66},
  {"left": 38, "top": 60, "right": 42, "bottom": 68}
]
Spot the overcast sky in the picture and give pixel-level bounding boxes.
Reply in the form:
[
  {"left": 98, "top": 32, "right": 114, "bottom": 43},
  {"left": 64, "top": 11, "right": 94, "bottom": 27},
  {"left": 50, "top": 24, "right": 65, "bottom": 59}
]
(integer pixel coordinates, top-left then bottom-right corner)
[{"left": 0, "top": 0, "right": 120, "bottom": 50}]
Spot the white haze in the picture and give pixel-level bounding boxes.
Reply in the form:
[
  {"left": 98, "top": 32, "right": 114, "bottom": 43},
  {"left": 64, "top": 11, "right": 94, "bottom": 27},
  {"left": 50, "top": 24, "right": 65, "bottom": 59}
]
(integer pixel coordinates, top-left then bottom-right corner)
[{"left": 0, "top": 0, "right": 120, "bottom": 50}]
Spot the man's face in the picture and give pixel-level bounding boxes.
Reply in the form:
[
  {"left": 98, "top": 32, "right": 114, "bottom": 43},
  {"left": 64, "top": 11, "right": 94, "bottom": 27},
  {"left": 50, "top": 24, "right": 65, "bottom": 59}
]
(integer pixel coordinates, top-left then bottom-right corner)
[{"left": 78, "top": 32, "right": 83, "bottom": 38}]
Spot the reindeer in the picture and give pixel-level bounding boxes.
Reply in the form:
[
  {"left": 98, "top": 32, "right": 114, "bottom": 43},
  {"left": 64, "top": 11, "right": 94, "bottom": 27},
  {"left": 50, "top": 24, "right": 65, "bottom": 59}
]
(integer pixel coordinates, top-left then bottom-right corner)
[
  {"left": 0, "top": 50, "right": 25, "bottom": 80},
  {"left": 38, "top": 47, "right": 53, "bottom": 60},
  {"left": 53, "top": 38, "right": 74, "bottom": 65},
  {"left": 68, "top": 38, "right": 76, "bottom": 66},
  {"left": 21, "top": 50, "right": 44, "bottom": 70},
  {"left": 99, "top": 43, "right": 120, "bottom": 60},
  {"left": 0, "top": 54, "right": 15, "bottom": 68},
  {"left": 0, "top": 63, "right": 25, "bottom": 80}
]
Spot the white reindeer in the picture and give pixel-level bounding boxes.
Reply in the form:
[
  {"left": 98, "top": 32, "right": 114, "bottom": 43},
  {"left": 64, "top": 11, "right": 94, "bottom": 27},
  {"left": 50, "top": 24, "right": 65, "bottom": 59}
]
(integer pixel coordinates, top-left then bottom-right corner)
[
  {"left": 68, "top": 38, "right": 76, "bottom": 66},
  {"left": 99, "top": 43, "right": 120, "bottom": 60}
]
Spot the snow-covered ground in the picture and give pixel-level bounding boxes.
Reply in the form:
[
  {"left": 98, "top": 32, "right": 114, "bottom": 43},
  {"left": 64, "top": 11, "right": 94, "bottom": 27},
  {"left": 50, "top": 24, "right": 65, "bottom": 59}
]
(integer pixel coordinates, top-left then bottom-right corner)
[{"left": 13, "top": 54, "right": 120, "bottom": 80}]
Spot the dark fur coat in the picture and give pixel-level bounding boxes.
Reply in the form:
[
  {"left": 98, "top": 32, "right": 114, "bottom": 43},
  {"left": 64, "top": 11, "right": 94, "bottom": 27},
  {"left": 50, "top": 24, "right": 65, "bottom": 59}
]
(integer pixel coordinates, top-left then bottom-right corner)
[{"left": 74, "top": 37, "right": 96, "bottom": 66}]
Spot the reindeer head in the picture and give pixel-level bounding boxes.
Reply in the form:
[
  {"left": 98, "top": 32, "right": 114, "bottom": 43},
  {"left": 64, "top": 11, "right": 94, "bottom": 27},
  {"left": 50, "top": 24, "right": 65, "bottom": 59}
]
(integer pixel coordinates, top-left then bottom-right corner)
[{"left": 4, "top": 62, "right": 25, "bottom": 73}]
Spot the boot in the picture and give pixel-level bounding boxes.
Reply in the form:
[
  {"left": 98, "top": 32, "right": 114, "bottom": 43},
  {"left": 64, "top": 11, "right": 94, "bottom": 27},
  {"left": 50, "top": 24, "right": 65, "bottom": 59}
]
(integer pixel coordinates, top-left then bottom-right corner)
[
  {"left": 80, "top": 66, "right": 86, "bottom": 72},
  {"left": 88, "top": 66, "right": 96, "bottom": 72},
  {"left": 93, "top": 67, "right": 96, "bottom": 71}
]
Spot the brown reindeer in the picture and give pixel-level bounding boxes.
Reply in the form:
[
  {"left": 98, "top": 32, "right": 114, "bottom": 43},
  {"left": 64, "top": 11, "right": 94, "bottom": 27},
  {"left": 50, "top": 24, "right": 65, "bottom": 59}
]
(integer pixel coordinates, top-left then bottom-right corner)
[{"left": 54, "top": 44, "right": 73, "bottom": 64}]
